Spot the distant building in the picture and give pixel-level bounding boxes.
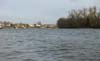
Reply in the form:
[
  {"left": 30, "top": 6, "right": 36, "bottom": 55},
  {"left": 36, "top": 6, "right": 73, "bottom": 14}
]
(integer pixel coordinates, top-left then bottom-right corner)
[
  {"left": 28, "top": 24, "right": 35, "bottom": 28},
  {"left": 35, "top": 21, "right": 42, "bottom": 28}
]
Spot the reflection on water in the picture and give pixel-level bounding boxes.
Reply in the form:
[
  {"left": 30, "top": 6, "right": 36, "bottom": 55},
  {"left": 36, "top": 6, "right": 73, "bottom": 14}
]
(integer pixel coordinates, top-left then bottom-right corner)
[{"left": 0, "top": 29, "right": 100, "bottom": 61}]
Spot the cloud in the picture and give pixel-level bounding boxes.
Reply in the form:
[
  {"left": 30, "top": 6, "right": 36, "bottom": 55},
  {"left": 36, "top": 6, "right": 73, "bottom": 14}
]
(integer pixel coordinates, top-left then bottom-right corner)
[
  {"left": 0, "top": 0, "right": 100, "bottom": 24},
  {"left": 0, "top": 0, "right": 6, "bottom": 7}
]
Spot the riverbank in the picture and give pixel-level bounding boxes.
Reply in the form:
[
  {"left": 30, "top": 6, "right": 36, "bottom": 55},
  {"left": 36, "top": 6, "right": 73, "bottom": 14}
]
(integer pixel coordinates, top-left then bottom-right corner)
[{"left": 0, "top": 21, "right": 57, "bottom": 29}]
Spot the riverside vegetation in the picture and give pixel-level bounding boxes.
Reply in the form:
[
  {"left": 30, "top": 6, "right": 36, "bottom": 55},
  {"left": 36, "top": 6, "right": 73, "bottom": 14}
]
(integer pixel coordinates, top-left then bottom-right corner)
[{"left": 57, "top": 6, "right": 100, "bottom": 28}]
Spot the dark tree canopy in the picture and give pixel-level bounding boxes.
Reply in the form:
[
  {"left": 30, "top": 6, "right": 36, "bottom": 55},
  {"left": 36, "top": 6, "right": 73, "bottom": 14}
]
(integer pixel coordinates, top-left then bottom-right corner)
[{"left": 57, "top": 6, "right": 100, "bottom": 28}]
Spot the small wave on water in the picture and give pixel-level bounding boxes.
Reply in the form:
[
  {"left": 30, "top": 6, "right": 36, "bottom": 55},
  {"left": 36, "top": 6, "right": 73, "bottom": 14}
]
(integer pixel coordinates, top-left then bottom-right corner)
[{"left": 0, "top": 29, "right": 100, "bottom": 61}]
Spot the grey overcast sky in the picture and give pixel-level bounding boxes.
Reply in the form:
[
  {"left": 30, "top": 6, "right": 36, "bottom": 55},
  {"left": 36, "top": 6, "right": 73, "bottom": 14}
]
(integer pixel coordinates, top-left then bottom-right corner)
[{"left": 0, "top": 0, "right": 100, "bottom": 24}]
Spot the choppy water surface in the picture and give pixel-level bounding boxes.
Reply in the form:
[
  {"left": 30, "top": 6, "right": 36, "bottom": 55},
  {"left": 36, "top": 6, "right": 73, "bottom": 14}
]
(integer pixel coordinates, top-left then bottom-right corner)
[{"left": 0, "top": 28, "right": 100, "bottom": 61}]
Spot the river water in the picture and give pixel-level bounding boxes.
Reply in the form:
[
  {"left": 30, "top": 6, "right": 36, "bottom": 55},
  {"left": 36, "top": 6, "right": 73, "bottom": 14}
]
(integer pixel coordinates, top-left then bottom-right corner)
[{"left": 0, "top": 28, "right": 100, "bottom": 61}]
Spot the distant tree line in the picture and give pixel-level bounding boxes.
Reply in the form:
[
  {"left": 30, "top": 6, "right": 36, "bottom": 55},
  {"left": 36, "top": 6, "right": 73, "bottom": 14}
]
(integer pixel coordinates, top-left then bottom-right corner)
[{"left": 57, "top": 6, "right": 100, "bottom": 28}]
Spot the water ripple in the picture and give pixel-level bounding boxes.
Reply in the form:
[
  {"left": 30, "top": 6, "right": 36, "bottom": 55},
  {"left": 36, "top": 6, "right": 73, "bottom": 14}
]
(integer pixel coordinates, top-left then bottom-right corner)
[{"left": 0, "top": 29, "right": 100, "bottom": 61}]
